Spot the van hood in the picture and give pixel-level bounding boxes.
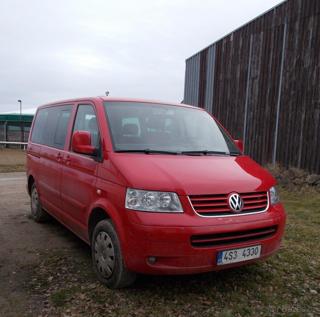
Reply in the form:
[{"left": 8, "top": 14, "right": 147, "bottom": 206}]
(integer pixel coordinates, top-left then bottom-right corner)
[{"left": 112, "top": 154, "right": 275, "bottom": 195}]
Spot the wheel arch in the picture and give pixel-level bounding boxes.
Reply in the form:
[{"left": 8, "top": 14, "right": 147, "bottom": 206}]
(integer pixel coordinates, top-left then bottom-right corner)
[
  {"left": 87, "top": 199, "right": 126, "bottom": 247},
  {"left": 88, "top": 207, "right": 111, "bottom": 243},
  {"left": 27, "top": 175, "right": 35, "bottom": 195}
]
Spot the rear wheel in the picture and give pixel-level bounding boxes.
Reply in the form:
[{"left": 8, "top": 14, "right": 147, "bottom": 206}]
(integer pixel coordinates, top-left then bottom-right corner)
[
  {"left": 30, "top": 183, "right": 49, "bottom": 222},
  {"left": 91, "top": 220, "right": 136, "bottom": 288}
]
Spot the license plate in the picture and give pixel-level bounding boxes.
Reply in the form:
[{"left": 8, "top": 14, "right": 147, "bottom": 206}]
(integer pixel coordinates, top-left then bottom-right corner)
[{"left": 217, "top": 245, "right": 261, "bottom": 265}]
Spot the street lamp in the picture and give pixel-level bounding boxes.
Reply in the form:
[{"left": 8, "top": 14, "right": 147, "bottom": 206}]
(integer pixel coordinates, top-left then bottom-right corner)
[
  {"left": 17, "top": 99, "right": 23, "bottom": 146},
  {"left": 18, "top": 99, "right": 22, "bottom": 117}
]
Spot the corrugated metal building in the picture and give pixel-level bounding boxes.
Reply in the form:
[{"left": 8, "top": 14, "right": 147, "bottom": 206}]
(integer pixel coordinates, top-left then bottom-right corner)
[{"left": 183, "top": 0, "right": 320, "bottom": 174}]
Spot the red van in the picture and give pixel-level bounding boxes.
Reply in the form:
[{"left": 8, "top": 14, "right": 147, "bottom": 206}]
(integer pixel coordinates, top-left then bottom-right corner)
[{"left": 27, "top": 97, "right": 286, "bottom": 288}]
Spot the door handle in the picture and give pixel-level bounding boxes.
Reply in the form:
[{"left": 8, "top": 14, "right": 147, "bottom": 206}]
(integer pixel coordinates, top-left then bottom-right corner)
[
  {"left": 56, "top": 152, "right": 62, "bottom": 162},
  {"left": 65, "top": 155, "right": 71, "bottom": 166}
]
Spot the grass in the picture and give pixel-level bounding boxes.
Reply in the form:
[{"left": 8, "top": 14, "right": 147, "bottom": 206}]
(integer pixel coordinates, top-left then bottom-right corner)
[
  {"left": 51, "top": 287, "right": 79, "bottom": 307},
  {"left": 27, "top": 190, "right": 320, "bottom": 316}
]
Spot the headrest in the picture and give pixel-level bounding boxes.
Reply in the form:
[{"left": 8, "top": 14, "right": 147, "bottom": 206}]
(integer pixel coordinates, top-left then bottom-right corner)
[
  {"left": 88, "top": 117, "right": 98, "bottom": 130},
  {"left": 122, "top": 123, "right": 139, "bottom": 136}
]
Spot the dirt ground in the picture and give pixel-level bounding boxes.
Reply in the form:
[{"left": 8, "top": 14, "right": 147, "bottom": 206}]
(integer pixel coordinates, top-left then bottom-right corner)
[
  {"left": 0, "top": 173, "right": 89, "bottom": 316},
  {"left": 0, "top": 172, "right": 319, "bottom": 317}
]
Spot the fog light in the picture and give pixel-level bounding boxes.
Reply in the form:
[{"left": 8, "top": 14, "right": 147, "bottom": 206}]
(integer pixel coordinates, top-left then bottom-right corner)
[{"left": 148, "top": 256, "right": 157, "bottom": 264}]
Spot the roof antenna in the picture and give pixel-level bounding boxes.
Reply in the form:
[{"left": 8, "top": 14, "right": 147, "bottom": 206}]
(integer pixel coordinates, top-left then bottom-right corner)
[{"left": 105, "top": 91, "right": 109, "bottom": 96}]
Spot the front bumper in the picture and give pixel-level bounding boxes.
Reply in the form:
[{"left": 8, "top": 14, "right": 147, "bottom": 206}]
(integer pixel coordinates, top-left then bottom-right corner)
[{"left": 123, "top": 203, "right": 286, "bottom": 275}]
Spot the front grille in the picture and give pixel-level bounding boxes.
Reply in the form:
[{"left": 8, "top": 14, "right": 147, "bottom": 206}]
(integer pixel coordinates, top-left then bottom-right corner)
[
  {"left": 189, "top": 191, "right": 268, "bottom": 216},
  {"left": 191, "top": 225, "right": 277, "bottom": 247}
]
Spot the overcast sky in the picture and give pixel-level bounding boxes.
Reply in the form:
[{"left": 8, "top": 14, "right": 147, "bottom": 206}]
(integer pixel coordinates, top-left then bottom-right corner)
[{"left": 0, "top": 0, "right": 284, "bottom": 113}]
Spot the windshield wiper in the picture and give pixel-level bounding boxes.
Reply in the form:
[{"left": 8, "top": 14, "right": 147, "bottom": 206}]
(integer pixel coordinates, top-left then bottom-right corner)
[
  {"left": 115, "top": 149, "right": 181, "bottom": 155},
  {"left": 116, "top": 149, "right": 241, "bottom": 156},
  {"left": 182, "top": 150, "right": 241, "bottom": 156},
  {"left": 181, "top": 150, "right": 229, "bottom": 156}
]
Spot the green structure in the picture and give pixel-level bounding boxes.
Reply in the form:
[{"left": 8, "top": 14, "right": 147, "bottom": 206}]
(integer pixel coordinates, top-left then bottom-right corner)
[{"left": 0, "top": 113, "right": 34, "bottom": 146}]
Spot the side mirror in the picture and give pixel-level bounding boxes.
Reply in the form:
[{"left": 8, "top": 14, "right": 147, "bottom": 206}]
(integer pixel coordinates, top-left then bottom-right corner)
[
  {"left": 72, "top": 131, "right": 95, "bottom": 155},
  {"left": 234, "top": 139, "right": 244, "bottom": 153}
]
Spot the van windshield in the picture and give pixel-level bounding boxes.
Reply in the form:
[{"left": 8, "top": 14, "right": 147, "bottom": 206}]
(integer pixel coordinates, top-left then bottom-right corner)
[{"left": 104, "top": 102, "right": 240, "bottom": 155}]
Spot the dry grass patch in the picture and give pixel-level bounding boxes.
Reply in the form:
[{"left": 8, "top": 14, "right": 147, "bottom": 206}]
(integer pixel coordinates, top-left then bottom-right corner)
[{"left": 0, "top": 148, "right": 26, "bottom": 172}]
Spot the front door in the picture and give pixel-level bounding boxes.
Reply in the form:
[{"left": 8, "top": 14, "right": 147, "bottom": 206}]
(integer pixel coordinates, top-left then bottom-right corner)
[{"left": 60, "top": 103, "right": 100, "bottom": 237}]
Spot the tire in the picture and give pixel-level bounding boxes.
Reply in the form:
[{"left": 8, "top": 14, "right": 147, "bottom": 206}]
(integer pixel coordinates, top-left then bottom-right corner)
[
  {"left": 91, "top": 220, "right": 137, "bottom": 289},
  {"left": 30, "top": 183, "right": 49, "bottom": 222}
]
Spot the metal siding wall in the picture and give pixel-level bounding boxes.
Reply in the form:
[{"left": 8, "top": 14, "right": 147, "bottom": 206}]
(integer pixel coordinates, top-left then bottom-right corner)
[
  {"left": 277, "top": 8, "right": 320, "bottom": 173},
  {"left": 204, "top": 45, "right": 216, "bottom": 113},
  {"left": 184, "top": 53, "right": 201, "bottom": 106},
  {"left": 183, "top": 59, "right": 191, "bottom": 103},
  {"left": 198, "top": 50, "right": 208, "bottom": 108},
  {"left": 184, "top": 0, "right": 320, "bottom": 173},
  {"left": 210, "top": 28, "right": 251, "bottom": 140}
]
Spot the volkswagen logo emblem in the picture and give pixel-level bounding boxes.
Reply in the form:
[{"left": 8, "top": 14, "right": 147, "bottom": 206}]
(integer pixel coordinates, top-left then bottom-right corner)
[{"left": 228, "top": 193, "right": 243, "bottom": 212}]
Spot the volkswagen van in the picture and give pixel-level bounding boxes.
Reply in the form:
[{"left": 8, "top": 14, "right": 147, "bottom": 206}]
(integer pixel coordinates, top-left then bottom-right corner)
[{"left": 27, "top": 97, "right": 286, "bottom": 288}]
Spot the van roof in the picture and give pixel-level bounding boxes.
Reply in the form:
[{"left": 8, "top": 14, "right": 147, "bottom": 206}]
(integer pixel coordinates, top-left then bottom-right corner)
[{"left": 38, "top": 97, "right": 200, "bottom": 111}]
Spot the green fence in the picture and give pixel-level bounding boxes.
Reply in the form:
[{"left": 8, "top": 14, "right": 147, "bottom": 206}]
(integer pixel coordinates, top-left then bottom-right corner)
[{"left": 0, "top": 114, "right": 34, "bottom": 147}]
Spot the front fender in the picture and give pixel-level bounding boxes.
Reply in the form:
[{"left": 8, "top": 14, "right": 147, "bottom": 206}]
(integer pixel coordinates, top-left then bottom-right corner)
[{"left": 86, "top": 197, "right": 129, "bottom": 252}]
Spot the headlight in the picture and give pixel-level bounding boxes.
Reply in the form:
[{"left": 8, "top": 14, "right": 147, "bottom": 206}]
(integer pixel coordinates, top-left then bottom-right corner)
[
  {"left": 269, "top": 186, "right": 280, "bottom": 205},
  {"left": 125, "top": 188, "right": 183, "bottom": 212}
]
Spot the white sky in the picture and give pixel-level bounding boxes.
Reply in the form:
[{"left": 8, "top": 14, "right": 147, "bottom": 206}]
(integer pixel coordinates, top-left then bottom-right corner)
[{"left": 0, "top": 0, "right": 284, "bottom": 113}]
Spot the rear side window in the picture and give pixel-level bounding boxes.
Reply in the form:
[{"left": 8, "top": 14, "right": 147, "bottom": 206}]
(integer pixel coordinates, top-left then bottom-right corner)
[
  {"left": 31, "top": 109, "right": 49, "bottom": 144},
  {"left": 73, "top": 105, "right": 100, "bottom": 148},
  {"left": 31, "top": 105, "right": 72, "bottom": 149}
]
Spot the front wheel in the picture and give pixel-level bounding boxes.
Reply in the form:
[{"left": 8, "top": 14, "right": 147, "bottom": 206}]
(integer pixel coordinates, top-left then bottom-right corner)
[{"left": 91, "top": 220, "right": 136, "bottom": 289}]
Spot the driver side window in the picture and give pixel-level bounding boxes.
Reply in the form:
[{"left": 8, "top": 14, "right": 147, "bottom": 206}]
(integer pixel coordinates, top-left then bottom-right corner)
[{"left": 73, "top": 105, "right": 100, "bottom": 149}]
